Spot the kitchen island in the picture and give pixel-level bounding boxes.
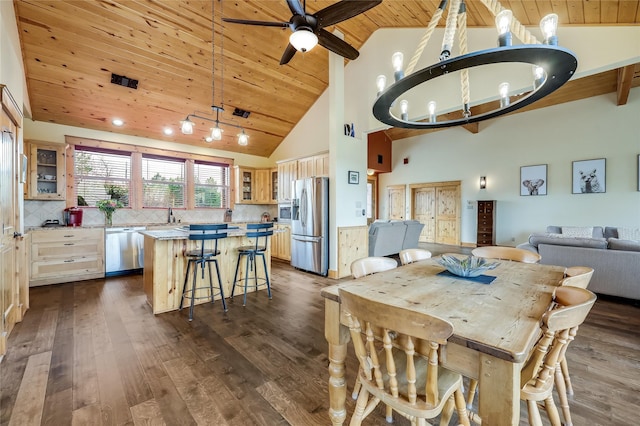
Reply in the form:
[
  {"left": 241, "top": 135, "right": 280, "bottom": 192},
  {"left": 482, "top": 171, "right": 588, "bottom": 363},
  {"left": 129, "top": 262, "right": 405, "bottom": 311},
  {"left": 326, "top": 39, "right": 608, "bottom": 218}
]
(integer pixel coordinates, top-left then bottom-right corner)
[{"left": 140, "top": 225, "right": 271, "bottom": 314}]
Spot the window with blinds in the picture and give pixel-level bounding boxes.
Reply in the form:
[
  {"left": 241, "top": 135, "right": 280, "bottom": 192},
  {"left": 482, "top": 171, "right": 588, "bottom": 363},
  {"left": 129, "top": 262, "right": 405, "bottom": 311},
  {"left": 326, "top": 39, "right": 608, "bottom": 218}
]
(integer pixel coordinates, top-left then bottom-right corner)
[
  {"left": 74, "top": 147, "right": 131, "bottom": 207},
  {"left": 193, "top": 161, "right": 230, "bottom": 208},
  {"left": 142, "top": 155, "right": 185, "bottom": 208}
]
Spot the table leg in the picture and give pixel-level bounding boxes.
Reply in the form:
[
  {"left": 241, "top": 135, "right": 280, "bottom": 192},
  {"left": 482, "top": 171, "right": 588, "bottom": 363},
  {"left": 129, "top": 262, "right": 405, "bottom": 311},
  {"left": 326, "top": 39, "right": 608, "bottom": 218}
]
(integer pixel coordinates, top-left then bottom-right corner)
[
  {"left": 325, "top": 298, "right": 350, "bottom": 426},
  {"left": 478, "top": 353, "right": 521, "bottom": 426}
]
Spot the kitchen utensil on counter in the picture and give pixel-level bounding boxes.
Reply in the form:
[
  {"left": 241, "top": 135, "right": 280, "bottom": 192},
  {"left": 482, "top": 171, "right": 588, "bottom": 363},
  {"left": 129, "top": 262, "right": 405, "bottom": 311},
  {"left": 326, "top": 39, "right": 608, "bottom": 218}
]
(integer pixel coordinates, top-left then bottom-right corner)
[
  {"left": 42, "top": 219, "right": 62, "bottom": 227},
  {"left": 224, "top": 209, "right": 233, "bottom": 222},
  {"left": 261, "top": 212, "right": 271, "bottom": 223}
]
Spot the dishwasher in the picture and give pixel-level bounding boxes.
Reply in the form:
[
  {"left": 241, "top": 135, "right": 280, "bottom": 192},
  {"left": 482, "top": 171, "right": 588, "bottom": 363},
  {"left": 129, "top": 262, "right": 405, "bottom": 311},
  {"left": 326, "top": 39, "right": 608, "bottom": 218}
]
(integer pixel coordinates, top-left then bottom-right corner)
[{"left": 105, "top": 227, "right": 146, "bottom": 277}]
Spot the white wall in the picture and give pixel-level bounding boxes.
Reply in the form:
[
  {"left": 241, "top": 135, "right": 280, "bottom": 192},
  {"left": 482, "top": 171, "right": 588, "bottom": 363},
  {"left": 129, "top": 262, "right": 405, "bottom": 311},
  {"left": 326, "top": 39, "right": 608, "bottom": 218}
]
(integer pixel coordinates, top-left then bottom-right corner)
[{"left": 378, "top": 88, "right": 640, "bottom": 245}]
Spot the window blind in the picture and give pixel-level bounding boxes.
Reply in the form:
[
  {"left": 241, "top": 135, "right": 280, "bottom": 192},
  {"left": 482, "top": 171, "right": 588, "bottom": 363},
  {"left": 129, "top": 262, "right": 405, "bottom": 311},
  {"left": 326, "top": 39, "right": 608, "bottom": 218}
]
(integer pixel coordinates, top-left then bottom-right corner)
[
  {"left": 193, "top": 161, "right": 230, "bottom": 208},
  {"left": 142, "top": 156, "right": 185, "bottom": 208},
  {"left": 74, "top": 147, "right": 131, "bottom": 207}
]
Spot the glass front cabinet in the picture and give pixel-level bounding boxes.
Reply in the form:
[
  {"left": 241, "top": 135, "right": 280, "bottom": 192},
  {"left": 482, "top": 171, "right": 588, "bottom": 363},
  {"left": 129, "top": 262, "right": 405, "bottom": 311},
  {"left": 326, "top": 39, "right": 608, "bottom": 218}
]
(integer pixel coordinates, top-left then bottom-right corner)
[{"left": 27, "top": 141, "right": 66, "bottom": 200}]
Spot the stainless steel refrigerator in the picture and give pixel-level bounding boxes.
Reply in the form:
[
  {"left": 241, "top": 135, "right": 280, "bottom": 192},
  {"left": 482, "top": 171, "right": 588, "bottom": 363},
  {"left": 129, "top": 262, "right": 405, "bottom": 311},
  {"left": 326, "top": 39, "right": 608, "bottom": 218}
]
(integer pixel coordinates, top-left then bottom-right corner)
[{"left": 291, "top": 177, "right": 329, "bottom": 276}]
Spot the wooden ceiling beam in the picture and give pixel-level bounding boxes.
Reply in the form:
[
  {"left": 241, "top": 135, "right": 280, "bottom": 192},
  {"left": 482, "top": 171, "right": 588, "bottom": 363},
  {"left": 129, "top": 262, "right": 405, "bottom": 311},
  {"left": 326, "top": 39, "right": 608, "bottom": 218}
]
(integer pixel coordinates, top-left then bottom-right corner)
[{"left": 616, "top": 65, "right": 634, "bottom": 106}]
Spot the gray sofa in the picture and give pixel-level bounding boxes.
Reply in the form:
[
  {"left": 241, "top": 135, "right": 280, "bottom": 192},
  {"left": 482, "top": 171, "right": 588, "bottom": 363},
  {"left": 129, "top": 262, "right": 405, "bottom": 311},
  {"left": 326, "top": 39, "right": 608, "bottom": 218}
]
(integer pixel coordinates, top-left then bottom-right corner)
[
  {"left": 369, "top": 220, "right": 425, "bottom": 257},
  {"left": 517, "top": 226, "right": 640, "bottom": 300}
]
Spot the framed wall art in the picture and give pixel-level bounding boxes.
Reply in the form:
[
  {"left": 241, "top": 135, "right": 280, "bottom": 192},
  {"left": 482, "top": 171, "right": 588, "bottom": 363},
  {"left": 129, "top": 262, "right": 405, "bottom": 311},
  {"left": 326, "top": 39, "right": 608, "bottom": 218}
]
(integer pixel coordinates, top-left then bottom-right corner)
[
  {"left": 572, "top": 158, "right": 606, "bottom": 194},
  {"left": 520, "top": 164, "right": 547, "bottom": 196},
  {"left": 348, "top": 170, "right": 359, "bottom": 185}
]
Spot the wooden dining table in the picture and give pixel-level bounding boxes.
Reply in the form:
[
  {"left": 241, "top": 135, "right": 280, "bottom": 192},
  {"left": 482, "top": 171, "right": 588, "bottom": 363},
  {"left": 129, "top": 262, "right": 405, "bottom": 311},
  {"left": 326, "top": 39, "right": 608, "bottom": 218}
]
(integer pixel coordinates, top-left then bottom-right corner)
[{"left": 321, "top": 255, "right": 565, "bottom": 426}]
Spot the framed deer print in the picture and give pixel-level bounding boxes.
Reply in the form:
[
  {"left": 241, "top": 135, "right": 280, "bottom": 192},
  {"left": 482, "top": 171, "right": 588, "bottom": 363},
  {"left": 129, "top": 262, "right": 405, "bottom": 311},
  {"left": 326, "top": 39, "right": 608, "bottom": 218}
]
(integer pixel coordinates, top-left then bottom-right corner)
[{"left": 520, "top": 164, "right": 547, "bottom": 196}]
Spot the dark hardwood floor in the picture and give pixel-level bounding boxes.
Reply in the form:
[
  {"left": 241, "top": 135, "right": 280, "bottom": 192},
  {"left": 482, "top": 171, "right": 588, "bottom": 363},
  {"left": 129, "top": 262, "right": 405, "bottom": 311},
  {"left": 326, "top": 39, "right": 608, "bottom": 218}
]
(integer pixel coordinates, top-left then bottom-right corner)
[{"left": 1, "top": 248, "right": 638, "bottom": 426}]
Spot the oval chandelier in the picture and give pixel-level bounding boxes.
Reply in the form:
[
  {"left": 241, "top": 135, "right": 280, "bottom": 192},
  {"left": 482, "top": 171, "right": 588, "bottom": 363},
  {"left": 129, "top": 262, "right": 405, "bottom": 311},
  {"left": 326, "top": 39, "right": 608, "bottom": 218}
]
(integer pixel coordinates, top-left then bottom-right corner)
[{"left": 372, "top": 0, "right": 578, "bottom": 129}]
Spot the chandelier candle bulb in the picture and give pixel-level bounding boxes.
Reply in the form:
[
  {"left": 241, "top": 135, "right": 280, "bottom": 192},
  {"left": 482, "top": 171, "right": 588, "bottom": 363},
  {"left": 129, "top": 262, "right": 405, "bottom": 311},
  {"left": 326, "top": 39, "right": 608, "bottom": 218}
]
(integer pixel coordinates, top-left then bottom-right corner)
[
  {"left": 428, "top": 101, "right": 437, "bottom": 122},
  {"left": 392, "top": 52, "right": 404, "bottom": 81},
  {"left": 499, "top": 82, "right": 510, "bottom": 107},
  {"left": 540, "top": 14, "right": 559, "bottom": 45},
  {"left": 376, "top": 75, "right": 387, "bottom": 96},
  {"left": 533, "top": 66, "right": 545, "bottom": 89},
  {"left": 495, "top": 10, "right": 513, "bottom": 47},
  {"left": 400, "top": 99, "right": 409, "bottom": 121}
]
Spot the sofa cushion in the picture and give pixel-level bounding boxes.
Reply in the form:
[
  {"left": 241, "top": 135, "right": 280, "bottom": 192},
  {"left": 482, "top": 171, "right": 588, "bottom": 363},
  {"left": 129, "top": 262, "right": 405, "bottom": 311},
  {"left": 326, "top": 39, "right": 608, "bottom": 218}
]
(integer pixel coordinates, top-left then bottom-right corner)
[
  {"left": 547, "top": 226, "right": 604, "bottom": 238},
  {"left": 604, "top": 227, "right": 618, "bottom": 239},
  {"left": 617, "top": 227, "right": 640, "bottom": 241},
  {"left": 561, "top": 226, "right": 594, "bottom": 238},
  {"left": 529, "top": 233, "right": 608, "bottom": 250},
  {"left": 608, "top": 238, "right": 640, "bottom": 252}
]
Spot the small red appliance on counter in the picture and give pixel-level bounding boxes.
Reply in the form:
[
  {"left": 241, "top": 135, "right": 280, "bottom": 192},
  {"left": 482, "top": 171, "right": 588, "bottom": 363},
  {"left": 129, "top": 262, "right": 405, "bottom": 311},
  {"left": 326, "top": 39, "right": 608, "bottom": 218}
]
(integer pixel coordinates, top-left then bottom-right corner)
[{"left": 64, "top": 207, "right": 83, "bottom": 227}]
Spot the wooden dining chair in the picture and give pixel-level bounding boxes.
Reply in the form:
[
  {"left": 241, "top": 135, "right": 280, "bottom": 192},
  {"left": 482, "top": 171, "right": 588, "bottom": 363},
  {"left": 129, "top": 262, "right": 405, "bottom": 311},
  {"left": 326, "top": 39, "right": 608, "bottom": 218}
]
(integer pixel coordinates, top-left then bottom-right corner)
[
  {"left": 399, "top": 248, "right": 432, "bottom": 265},
  {"left": 466, "top": 287, "right": 597, "bottom": 426},
  {"left": 555, "top": 266, "right": 594, "bottom": 421},
  {"left": 521, "top": 286, "right": 597, "bottom": 426},
  {"left": 465, "top": 246, "right": 542, "bottom": 408},
  {"left": 349, "top": 256, "right": 398, "bottom": 417},
  {"left": 471, "top": 246, "right": 541, "bottom": 264},
  {"left": 340, "top": 288, "right": 470, "bottom": 426},
  {"left": 350, "top": 256, "right": 398, "bottom": 279}
]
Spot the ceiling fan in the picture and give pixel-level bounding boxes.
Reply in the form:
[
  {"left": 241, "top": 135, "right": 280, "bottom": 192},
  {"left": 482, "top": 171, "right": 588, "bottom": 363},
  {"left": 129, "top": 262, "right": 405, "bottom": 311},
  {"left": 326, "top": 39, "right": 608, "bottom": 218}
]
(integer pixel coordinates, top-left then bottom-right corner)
[{"left": 223, "top": 0, "right": 382, "bottom": 65}]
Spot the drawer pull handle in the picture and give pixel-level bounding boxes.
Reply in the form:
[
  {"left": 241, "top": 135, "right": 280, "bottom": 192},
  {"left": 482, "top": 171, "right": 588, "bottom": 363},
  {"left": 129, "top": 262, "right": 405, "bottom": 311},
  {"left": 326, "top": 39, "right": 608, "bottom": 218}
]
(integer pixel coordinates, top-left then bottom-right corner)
[
  {"left": 64, "top": 235, "right": 75, "bottom": 238},
  {"left": 64, "top": 259, "right": 75, "bottom": 263},
  {"left": 64, "top": 243, "right": 74, "bottom": 246}
]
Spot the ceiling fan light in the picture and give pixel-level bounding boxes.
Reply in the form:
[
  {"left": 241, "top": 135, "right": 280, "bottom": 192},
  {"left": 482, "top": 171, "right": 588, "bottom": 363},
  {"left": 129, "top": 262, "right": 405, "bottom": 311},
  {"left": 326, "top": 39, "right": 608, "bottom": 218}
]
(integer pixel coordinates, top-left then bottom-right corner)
[{"left": 289, "top": 29, "right": 318, "bottom": 53}]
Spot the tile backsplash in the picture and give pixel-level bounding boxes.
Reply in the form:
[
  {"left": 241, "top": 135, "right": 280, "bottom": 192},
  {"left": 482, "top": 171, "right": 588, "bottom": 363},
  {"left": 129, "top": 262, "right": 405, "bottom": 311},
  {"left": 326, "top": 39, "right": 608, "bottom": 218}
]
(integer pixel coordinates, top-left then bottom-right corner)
[{"left": 24, "top": 200, "right": 277, "bottom": 228}]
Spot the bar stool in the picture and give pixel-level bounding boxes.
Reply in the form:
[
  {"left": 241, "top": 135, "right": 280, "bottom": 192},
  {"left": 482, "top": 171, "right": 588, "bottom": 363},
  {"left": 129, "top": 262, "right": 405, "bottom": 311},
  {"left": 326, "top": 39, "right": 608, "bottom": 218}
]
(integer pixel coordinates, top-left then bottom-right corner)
[
  {"left": 231, "top": 222, "right": 274, "bottom": 306},
  {"left": 180, "top": 224, "right": 228, "bottom": 321}
]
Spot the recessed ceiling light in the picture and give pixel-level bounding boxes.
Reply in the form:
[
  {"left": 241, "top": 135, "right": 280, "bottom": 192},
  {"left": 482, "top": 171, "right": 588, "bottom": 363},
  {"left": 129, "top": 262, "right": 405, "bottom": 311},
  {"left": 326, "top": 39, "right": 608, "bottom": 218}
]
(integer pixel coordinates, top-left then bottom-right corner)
[
  {"left": 204, "top": 136, "right": 213, "bottom": 143},
  {"left": 163, "top": 128, "right": 173, "bottom": 135},
  {"left": 112, "top": 118, "right": 124, "bottom": 126}
]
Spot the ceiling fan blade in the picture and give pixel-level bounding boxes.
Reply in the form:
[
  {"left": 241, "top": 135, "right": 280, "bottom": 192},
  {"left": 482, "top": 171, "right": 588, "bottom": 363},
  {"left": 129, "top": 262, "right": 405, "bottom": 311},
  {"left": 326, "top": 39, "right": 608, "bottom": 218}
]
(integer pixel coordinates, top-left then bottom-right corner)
[
  {"left": 317, "top": 29, "right": 359, "bottom": 60},
  {"left": 280, "top": 43, "right": 298, "bottom": 65},
  {"left": 222, "top": 17, "right": 290, "bottom": 28},
  {"left": 315, "top": 0, "right": 382, "bottom": 28},
  {"left": 286, "top": 0, "right": 305, "bottom": 16}
]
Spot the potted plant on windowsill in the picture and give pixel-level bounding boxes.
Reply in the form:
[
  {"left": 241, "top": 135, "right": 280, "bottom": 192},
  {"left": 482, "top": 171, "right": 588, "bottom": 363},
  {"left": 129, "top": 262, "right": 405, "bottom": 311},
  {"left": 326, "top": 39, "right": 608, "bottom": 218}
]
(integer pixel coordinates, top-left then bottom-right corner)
[{"left": 96, "top": 199, "right": 123, "bottom": 227}]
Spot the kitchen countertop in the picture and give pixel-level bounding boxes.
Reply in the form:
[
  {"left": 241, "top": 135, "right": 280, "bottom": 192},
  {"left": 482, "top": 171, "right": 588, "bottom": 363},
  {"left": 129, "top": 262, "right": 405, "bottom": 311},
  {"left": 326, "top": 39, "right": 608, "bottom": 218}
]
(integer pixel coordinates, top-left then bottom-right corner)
[{"left": 140, "top": 225, "right": 282, "bottom": 240}]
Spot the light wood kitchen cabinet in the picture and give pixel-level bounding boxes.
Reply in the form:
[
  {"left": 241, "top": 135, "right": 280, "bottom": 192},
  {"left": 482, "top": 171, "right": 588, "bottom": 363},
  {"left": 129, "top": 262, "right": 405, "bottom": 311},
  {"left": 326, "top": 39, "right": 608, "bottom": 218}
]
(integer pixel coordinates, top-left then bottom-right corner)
[
  {"left": 271, "top": 224, "right": 291, "bottom": 261},
  {"left": 277, "top": 160, "right": 297, "bottom": 202},
  {"left": 30, "top": 227, "right": 105, "bottom": 286},
  {"left": 254, "top": 169, "right": 271, "bottom": 204},
  {"left": 271, "top": 168, "right": 278, "bottom": 203},
  {"left": 26, "top": 141, "right": 66, "bottom": 200},
  {"left": 297, "top": 157, "right": 315, "bottom": 179},
  {"left": 313, "top": 153, "right": 329, "bottom": 177},
  {"left": 234, "top": 166, "right": 276, "bottom": 204},
  {"left": 235, "top": 166, "right": 254, "bottom": 203}
]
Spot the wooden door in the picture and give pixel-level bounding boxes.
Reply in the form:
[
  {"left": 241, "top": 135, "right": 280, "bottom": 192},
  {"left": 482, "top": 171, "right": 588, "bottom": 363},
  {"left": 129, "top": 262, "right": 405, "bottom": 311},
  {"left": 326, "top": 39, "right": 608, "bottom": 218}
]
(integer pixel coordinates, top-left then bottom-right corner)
[
  {"left": 435, "top": 185, "right": 460, "bottom": 245},
  {"left": 410, "top": 181, "right": 461, "bottom": 245},
  {"left": 387, "top": 185, "right": 405, "bottom": 220},
  {"left": 1, "top": 118, "right": 17, "bottom": 352},
  {"left": 413, "top": 187, "right": 436, "bottom": 242}
]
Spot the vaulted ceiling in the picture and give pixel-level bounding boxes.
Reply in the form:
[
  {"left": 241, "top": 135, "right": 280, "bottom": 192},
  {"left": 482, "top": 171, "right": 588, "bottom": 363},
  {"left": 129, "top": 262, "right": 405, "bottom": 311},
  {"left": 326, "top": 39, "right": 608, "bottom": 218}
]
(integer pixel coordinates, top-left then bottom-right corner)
[{"left": 14, "top": 1, "right": 640, "bottom": 158}]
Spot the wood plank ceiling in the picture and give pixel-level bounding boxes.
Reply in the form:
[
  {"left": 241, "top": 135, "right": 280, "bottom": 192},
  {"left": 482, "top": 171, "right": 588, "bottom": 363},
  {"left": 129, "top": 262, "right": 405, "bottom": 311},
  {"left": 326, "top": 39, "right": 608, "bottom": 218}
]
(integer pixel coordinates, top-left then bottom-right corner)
[{"left": 14, "top": 1, "right": 640, "bottom": 158}]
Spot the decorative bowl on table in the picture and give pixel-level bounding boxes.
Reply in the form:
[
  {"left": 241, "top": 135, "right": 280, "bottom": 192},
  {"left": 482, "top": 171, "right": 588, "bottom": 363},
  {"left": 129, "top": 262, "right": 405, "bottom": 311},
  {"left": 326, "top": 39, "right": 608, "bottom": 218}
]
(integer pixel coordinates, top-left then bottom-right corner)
[{"left": 438, "top": 255, "right": 500, "bottom": 277}]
